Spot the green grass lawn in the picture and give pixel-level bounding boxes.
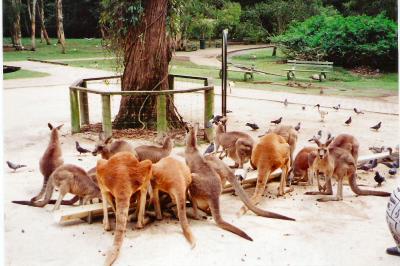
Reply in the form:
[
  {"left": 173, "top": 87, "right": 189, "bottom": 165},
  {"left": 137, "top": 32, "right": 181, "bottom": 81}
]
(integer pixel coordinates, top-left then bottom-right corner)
[
  {"left": 3, "top": 69, "right": 49, "bottom": 80},
  {"left": 3, "top": 37, "right": 113, "bottom": 62}
]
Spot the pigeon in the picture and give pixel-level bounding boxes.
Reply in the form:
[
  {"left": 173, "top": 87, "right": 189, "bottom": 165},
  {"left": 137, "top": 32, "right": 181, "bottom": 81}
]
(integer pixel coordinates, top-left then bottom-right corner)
[
  {"left": 368, "top": 146, "right": 385, "bottom": 153},
  {"left": 284, "top": 99, "right": 288, "bottom": 107},
  {"left": 204, "top": 143, "right": 215, "bottom": 155},
  {"left": 333, "top": 104, "right": 341, "bottom": 111},
  {"left": 294, "top": 122, "right": 301, "bottom": 131},
  {"left": 358, "top": 159, "right": 378, "bottom": 171},
  {"left": 245, "top": 123, "right": 259, "bottom": 130},
  {"left": 389, "top": 168, "right": 397, "bottom": 176},
  {"left": 374, "top": 171, "right": 385, "bottom": 186},
  {"left": 370, "top": 122, "right": 382, "bottom": 131},
  {"left": 381, "top": 161, "right": 399, "bottom": 169},
  {"left": 344, "top": 116, "right": 352, "bottom": 126},
  {"left": 210, "top": 114, "right": 224, "bottom": 125},
  {"left": 75, "top": 141, "right": 91, "bottom": 155},
  {"left": 302, "top": 106, "right": 306, "bottom": 111},
  {"left": 354, "top": 108, "right": 364, "bottom": 114},
  {"left": 314, "top": 104, "right": 321, "bottom": 109},
  {"left": 6, "top": 161, "right": 27, "bottom": 172},
  {"left": 270, "top": 117, "right": 282, "bottom": 125}
]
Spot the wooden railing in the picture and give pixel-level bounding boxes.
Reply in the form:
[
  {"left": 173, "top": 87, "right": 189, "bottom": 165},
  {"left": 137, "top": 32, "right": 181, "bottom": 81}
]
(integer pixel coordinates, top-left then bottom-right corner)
[{"left": 69, "top": 74, "right": 214, "bottom": 139}]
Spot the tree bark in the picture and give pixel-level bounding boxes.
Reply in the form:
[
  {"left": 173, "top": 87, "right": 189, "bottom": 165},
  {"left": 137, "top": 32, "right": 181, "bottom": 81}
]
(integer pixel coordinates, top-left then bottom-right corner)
[
  {"left": 55, "top": 0, "right": 66, "bottom": 53},
  {"left": 36, "top": 0, "right": 51, "bottom": 45},
  {"left": 11, "top": 0, "right": 23, "bottom": 50},
  {"left": 113, "top": 0, "right": 184, "bottom": 130},
  {"left": 29, "top": 0, "right": 37, "bottom": 51}
]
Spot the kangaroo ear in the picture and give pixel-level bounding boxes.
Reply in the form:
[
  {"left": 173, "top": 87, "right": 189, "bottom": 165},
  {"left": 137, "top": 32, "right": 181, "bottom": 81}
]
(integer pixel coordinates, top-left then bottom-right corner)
[
  {"left": 104, "top": 136, "right": 113, "bottom": 144},
  {"left": 48, "top": 123, "right": 53, "bottom": 130},
  {"left": 220, "top": 116, "right": 228, "bottom": 124},
  {"left": 313, "top": 138, "right": 321, "bottom": 147},
  {"left": 326, "top": 136, "right": 335, "bottom": 146},
  {"left": 56, "top": 124, "right": 64, "bottom": 130}
]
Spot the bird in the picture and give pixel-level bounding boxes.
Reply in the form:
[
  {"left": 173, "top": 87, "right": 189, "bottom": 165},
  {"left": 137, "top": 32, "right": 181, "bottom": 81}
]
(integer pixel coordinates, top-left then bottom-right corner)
[
  {"left": 358, "top": 159, "right": 378, "bottom": 171},
  {"left": 353, "top": 108, "right": 364, "bottom": 114},
  {"left": 381, "top": 161, "right": 399, "bottom": 169},
  {"left": 308, "top": 130, "right": 322, "bottom": 142},
  {"left": 284, "top": 99, "right": 288, "bottom": 107},
  {"left": 6, "top": 161, "right": 26, "bottom": 172},
  {"left": 333, "top": 104, "right": 341, "bottom": 111},
  {"left": 344, "top": 116, "right": 352, "bottom": 126},
  {"left": 389, "top": 168, "right": 397, "bottom": 176},
  {"left": 210, "top": 114, "right": 223, "bottom": 125},
  {"left": 204, "top": 142, "right": 215, "bottom": 155},
  {"left": 302, "top": 106, "right": 306, "bottom": 111},
  {"left": 370, "top": 122, "right": 382, "bottom": 131},
  {"left": 270, "top": 117, "right": 282, "bottom": 125},
  {"left": 374, "top": 171, "right": 385, "bottom": 186},
  {"left": 245, "top": 123, "right": 259, "bottom": 130},
  {"left": 294, "top": 122, "right": 301, "bottom": 131},
  {"left": 368, "top": 146, "right": 385, "bottom": 153},
  {"left": 314, "top": 104, "right": 321, "bottom": 109},
  {"left": 75, "top": 141, "right": 91, "bottom": 155}
]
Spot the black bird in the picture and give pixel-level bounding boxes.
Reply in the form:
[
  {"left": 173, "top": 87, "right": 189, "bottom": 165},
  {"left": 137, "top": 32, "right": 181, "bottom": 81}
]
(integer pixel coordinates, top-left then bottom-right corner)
[
  {"left": 302, "top": 106, "right": 306, "bottom": 111},
  {"left": 75, "top": 141, "right": 91, "bottom": 155},
  {"left": 294, "top": 122, "right": 301, "bottom": 131},
  {"left": 204, "top": 142, "right": 215, "bottom": 155},
  {"left": 381, "top": 161, "right": 399, "bottom": 169},
  {"left": 370, "top": 122, "right": 381, "bottom": 131},
  {"left": 374, "top": 171, "right": 385, "bottom": 186},
  {"left": 284, "top": 98, "right": 288, "bottom": 107},
  {"left": 358, "top": 159, "right": 378, "bottom": 171},
  {"left": 333, "top": 104, "right": 341, "bottom": 111},
  {"left": 354, "top": 108, "right": 364, "bottom": 114},
  {"left": 6, "top": 161, "right": 26, "bottom": 172},
  {"left": 270, "top": 117, "right": 282, "bottom": 125},
  {"left": 344, "top": 116, "right": 352, "bottom": 126},
  {"left": 389, "top": 168, "right": 397, "bottom": 176},
  {"left": 245, "top": 123, "right": 259, "bottom": 130}
]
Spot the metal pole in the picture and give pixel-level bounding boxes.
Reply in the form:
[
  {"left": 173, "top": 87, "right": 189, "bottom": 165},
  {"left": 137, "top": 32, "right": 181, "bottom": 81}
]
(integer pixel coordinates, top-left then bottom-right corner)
[{"left": 221, "top": 29, "right": 228, "bottom": 117}]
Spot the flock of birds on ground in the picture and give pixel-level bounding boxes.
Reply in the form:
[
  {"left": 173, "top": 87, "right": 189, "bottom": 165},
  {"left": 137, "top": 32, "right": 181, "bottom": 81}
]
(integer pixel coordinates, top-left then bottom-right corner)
[{"left": 5, "top": 98, "right": 399, "bottom": 266}]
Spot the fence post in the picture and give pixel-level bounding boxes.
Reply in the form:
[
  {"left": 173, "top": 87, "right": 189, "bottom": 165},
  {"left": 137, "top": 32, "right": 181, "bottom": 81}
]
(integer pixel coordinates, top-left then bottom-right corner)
[
  {"left": 70, "top": 88, "right": 80, "bottom": 134},
  {"left": 101, "top": 94, "right": 112, "bottom": 138},
  {"left": 204, "top": 84, "right": 214, "bottom": 142},
  {"left": 168, "top": 74, "right": 174, "bottom": 106},
  {"left": 79, "top": 81, "right": 90, "bottom": 125},
  {"left": 157, "top": 94, "right": 167, "bottom": 134}
]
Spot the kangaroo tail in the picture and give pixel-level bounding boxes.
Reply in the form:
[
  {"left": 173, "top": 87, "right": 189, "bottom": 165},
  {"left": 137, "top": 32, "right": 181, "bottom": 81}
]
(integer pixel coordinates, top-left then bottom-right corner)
[
  {"left": 12, "top": 195, "right": 80, "bottom": 206},
  {"left": 31, "top": 180, "right": 55, "bottom": 207},
  {"left": 175, "top": 191, "right": 196, "bottom": 248},
  {"left": 104, "top": 198, "right": 129, "bottom": 266},
  {"left": 349, "top": 173, "right": 390, "bottom": 197},
  {"left": 228, "top": 173, "right": 295, "bottom": 221},
  {"left": 208, "top": 198, "right": 253, "bottom": 241},
  {"left": 30, "top": 177, "right": 48, "bottom": 202}
]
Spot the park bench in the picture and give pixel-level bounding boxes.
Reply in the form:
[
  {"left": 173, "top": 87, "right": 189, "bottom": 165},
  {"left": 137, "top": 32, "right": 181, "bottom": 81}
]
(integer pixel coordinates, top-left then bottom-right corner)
[
  {"left": 284, "top": 60, "right": 333, "bottom": 81},
  {"left": 219, "top": 65, "right": 254, "bottom": 81}
]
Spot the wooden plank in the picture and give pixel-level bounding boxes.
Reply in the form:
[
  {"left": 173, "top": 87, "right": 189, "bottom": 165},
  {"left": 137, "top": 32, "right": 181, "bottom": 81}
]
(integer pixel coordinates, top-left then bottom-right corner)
[
  {"left": 287, "top": 60, "right": 333, "bottom": 65},
  {"left": 157, "top": 94, "right": 167, "bottom": 134},
  {"left": 284, "top": 69, "right": 331, "bottom": 73},
  {"left": 101, "top": 95, "right": 112, "bottom": 138},
  {"left": 204, "top": 86, "right": 215, "bottom": 141},
  {"left": 69, "top": 89, "right": 80, "bottom": 134},
  {"left": 53, "top": 203, "right": 110, "bottom": 224},
  {"left": 78, "top": 81, "right": 89, "bottom": 125}
]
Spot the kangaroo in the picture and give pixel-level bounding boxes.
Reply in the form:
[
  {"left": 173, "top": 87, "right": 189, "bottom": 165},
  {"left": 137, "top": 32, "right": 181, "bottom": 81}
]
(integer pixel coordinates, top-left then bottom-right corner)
[
  {"left": 214, "top": 117, "right": 254, "bottom": 168},
  {"left": 184, "top": 124, "right": 253, "bottom": 241},
  {"left": 96, "top": 152, "right": 152, "bottom": 266},
  {"left": 288, "top": 147, "right": 317, "bottom": 185},
  {"left": 267, "top": 125, "right": 298, "bottom": 167},
  {"left": 204, "top": 154, "right": 295, "bottom": 221},
  {"left": 151, "top": 156, "right": 196, "bottom": 247},
  {"left": 30, "top": 164, "right": 101, "bottom": 210},
  {"left": 92, "top": 133, "right": 138, "bottom": 159},
  {"left": 305, "top": 136, "right": 391, "bottom": 201},
  {"left": 135, "top": 135, "right": 174, "bottom": 163},
  {"left": 239, "top": 133, "right": 292, "bottom": 216}
]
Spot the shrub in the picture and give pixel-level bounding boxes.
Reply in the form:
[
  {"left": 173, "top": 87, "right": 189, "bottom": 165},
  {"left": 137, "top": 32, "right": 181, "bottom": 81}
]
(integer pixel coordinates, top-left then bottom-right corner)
[{"left": 272, "top": 14, "right": 398, "bottom": 70}]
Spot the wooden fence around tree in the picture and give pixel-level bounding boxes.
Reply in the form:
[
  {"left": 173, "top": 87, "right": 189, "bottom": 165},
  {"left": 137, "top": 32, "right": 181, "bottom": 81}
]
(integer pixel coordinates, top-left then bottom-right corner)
[{"left": 69, "top": 74, "right": 215, "bottom": 139}]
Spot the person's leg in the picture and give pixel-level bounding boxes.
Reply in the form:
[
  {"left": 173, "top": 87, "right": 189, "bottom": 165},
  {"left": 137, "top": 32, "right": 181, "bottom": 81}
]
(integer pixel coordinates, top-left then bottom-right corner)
[{"left": 386, "top": 186, "right": 400, "bottom": 256}]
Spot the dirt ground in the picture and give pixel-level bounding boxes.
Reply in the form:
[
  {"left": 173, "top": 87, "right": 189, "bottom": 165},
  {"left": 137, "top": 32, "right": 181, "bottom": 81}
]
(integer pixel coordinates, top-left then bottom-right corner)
[{"left": 3, "top": 59, "right": 400, "bottom": 266}]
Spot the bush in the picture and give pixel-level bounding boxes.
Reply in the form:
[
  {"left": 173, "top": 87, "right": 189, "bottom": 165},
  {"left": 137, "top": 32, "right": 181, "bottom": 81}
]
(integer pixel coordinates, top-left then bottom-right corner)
[{"left": 272, "top": 14, "right": 398, "bottom": 70}]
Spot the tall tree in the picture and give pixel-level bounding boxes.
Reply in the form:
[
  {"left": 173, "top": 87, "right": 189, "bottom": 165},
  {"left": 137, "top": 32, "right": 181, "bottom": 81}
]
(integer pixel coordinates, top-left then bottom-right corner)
[
  {"left": 27, "top": 0, "right": 37, "bottom": 50},
  {"left": 55, "top": 0, "right": 66, "bottom": 53},
  {"left": 101, "top": 0, "right": 184, "bottom": 129},
  {"left": 10, "top": 0, "right": 23, "bottom": 50},
  {"left": 36, "top": 0, "right": 51, "bottom": 45}
]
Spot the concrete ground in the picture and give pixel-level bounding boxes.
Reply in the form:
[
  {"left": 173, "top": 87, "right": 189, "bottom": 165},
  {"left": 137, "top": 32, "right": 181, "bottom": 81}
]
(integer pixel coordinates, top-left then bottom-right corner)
[{"left": 3, "top": 50, "right": 399, "bottom": 266}]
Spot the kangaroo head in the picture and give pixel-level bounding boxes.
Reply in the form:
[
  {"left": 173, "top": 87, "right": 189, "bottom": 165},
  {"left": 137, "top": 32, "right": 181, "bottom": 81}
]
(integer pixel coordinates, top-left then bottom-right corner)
[
  {"left": 92, "top": 133, "right": 113, "bottom": 156},
  {"left": 185, "top": 123, "right": 198, "bottom": 149},
  {"left": 314, "top": 136, "right": 334, "bottom": 159}
]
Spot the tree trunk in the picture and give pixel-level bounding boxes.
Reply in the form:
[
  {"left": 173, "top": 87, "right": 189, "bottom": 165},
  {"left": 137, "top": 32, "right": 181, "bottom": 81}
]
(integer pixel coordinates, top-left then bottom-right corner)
[
  {"left": 11, "top": 0, "right": 23, "bottom": 50},
  {"left": 28, "top": 0, "right": 37, "bottom": 51},
  {"left": 55, "top": 0, "right": 66, "bottom": 53},
  {"left": 36, "top": 0, "right": 51, "bottom": 45},
  {"left": 113, "top": 0, "right": 183, "bottom": 130}
]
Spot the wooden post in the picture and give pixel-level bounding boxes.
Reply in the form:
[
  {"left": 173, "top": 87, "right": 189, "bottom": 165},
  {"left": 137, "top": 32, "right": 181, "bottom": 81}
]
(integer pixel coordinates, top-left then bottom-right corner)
[
  {"left": 70, "top": 88, "right": 80, "bottom": 134},
  {"left": 101, "top": 94, "right": 112, "bottom": 138},
  {"left": 79, "top": 81, "right": 89, "bottom": 125},
  {"left": 272, "top": 46, "right": 277, "bottom": 56},
  {"left": 204, "top": 86, "right": 214, "bottom": 141},
  {"left": 156, "top": 94, "right": 167, "bottom": 134},
  {"left": 168, "top": 74, "right": 174, "bottom": 106}
]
